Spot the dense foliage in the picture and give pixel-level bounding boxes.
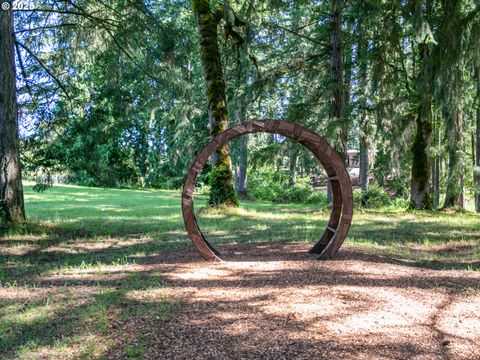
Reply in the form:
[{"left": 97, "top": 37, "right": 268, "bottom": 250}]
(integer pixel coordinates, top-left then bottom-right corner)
[{"left": 8, "top": 0, "right": 480, "bottom": 211}]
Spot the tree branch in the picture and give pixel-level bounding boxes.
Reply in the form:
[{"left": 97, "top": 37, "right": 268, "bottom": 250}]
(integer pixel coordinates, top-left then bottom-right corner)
[
  {"left": 266, "top": 22, "right": 322, "bottom": 45},
  {"left": 16, "top": 41, "right": 73, "bottom": 103},
  {"left": 14, "top": 39, "right": 34, "bottom": 99},
  {"left": 15, "top": 8, "right": 120, "bottom": 28},
  {"left": 464, "top": 5, "right": 480, "bottom": 25},
  {"left": 15, "top": 23, "right": 79, "bottom": 34},
  {"left": 63, "top": 0, "right": 161, "bottom": 81}
]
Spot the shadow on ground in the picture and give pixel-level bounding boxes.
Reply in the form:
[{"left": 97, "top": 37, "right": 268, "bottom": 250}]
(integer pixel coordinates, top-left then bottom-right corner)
[
  {"left": 134, "top": 243, "right": 480, "bottom": 360},
  {"left": 1, "top": 185, "right": 479, "bottom": 358}
]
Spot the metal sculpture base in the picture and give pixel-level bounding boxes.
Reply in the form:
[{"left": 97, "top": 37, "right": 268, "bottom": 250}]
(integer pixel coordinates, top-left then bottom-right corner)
[{"left": 182, "top": 120, "right": 353, "bottom": 261}]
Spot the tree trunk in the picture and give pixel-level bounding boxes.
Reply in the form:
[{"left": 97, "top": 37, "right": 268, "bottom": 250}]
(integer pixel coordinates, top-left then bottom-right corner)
[
  {"left": 0, "top": 7, "right": 26, "bottom": 223},
  {"left": 360, "top": 136, "right": 369, "bottom": 192},
  {"left": 475, "top": 66, "right": 480, "bottom": 212},
  {"left": 289, "top": 147, "right": 297, "bottom": 186},
  {"left": 443, "top": 109, "right": 464, "bottom": 208},
  {"left": 192, "top": 0, "right": 237, "bottom": 206},
  {"left": 434, "top": 147, "right": 440, "bottom": 207},
  {"left": 432, "top": 118, "right": 440, "bottom": 208},
  {"left": 235, "top": 89, "right": 248, "bottom": 195},
  {"left": 138, "top": 127, "right": 149, "bottom": 187},
  {"left": 409, "top": 25, "right": 433, "bottom": 209},
  {"left": 410, "top": 111, "right": 432, "bottom": 209},
  {"left": 327, "top": 179, "right": 333, "bottom": 203},
  {"left": 341, "top": 39, "right": 353, "bottom": 161},
  {"left": 357, "top": 9, "right": 369, "bottom": 198},
  {"left": 437, "top": 0, "right": 464, "bottom": 209},
  {"left": 236, "top": 135, "right": 248, "bottom": 195},
  {"left": 330, "top": 0, "right": 346, "bottom": 163}
]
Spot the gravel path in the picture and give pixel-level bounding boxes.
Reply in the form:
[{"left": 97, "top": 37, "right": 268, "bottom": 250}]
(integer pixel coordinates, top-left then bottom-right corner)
[{"left": 141, "top": 243, "right": 480, "bottom": 360}]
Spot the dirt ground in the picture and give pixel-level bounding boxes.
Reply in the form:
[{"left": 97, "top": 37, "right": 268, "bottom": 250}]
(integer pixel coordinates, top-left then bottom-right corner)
[{"left": 122, "top": 243, "right": 480, "bottom": 360}]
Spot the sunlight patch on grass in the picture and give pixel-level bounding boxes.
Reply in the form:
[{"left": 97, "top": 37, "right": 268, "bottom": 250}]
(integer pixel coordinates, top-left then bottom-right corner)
[{"left": 0, "top": 268, "right": 176, "bottom": 358}]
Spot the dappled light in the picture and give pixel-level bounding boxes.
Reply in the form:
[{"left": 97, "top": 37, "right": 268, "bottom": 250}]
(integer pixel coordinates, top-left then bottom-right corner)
[
  {"left": 146, "top": 243, "right": 480, "bottom": 359},
  {"left": 1, "top": 185, "right": 479, "bottom": 358}
]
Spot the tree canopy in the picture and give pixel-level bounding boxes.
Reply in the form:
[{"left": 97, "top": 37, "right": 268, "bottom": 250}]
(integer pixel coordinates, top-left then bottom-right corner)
[{"left": 1, "top": 0, "right": 480, "bottom": 221}]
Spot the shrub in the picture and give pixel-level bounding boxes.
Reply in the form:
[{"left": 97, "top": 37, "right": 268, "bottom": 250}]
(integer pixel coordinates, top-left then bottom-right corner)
[
  {"left": 248, "top": 167, "right": 329, "bottom": 206},
  {"left": 32, "top": 175, "right": 53, "bottom": 193},
  {"left": 361, "top": 185, "right": 391, "bottom": 208},
  {"left": 32, "top": 183, "right": 51, "bottom": 193},
  {"left": 389, "top": 176, "right": 410, "bottom": 198},
  {"left": 248, "top": 167, "right": 288, "bottom": 201},
  {"left": 353, "top": 189, "right": 363, "bottom": 207},
  {"left": 391, "top": 197, "right": 409, "bottom": 209}
]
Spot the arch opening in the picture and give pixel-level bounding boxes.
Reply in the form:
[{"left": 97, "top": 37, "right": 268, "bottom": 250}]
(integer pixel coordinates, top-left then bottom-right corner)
[{"left": 182, "top": 120, "right": 353, "bottom": 261}]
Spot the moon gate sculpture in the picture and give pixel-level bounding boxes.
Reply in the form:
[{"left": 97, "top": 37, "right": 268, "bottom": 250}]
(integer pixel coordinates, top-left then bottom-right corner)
[{"left": 182, "top": 120, "right": 353, "bottom": 261}]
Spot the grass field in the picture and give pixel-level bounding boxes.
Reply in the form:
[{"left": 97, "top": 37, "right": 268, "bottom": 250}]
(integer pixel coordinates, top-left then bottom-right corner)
[{"left": 1, "top": 183, "right": 479, "bottom": 358}]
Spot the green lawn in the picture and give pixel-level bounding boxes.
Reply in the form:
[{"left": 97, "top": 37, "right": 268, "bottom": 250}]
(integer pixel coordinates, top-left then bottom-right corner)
[{"left": 0, "top": 183, "right": 479, "bottom": 358}]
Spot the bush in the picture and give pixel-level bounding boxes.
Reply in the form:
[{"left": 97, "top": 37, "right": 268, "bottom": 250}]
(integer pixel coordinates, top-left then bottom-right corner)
[
  {"left": 353, "top": 189, "right": 363, "bottom": 207},
  {"left": 248, "top": 167, "right": 288, "bottom": 201},
  {"left": 282, "top": 177, "right": 329, "bottom": 205},
  {"left": 248, "top": 168, "right": 329, "bottom": 206},
  {"left": 361, "top": 185, "right": 391, "bottom": 208},
  {"left": 388, "top": 176, "right": 410, "bottom": 198},
  {"left": 32, "top": 175, "right": 53, "bottom": 193},
  {"left": 32, "top": 183, "right": 51, "bottom": 193},
  {"left": 391, "top": 197, "right": 410, "bottom": 208}
]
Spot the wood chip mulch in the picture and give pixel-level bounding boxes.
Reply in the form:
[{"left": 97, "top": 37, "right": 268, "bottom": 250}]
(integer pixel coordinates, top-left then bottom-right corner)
[{"left": 131, "top": 243, "right": 480, "bottom": 360}]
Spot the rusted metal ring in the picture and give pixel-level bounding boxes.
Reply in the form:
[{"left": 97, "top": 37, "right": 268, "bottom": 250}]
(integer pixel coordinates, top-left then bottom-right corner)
[{"left": 182, "top": 120, "right": 353, "bottom": 261}]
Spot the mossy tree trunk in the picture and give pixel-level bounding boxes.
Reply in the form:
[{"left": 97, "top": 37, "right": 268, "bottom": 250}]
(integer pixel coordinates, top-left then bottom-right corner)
[
  {"left": 432, "top": 114, "right": 441, "bottom": 208},
  {"left": 357, "top": 6, "right": 370, "bottom": 201},
  {"left": 0, "top": 6, "right": 26, "bottom": 223},
  {"left": 327, "top": 0, "right": 345, "bottom": 204},
  {"left": 341, "top": 32, "right": 353, "bottom": 162},
  {"left": 192, "top": 0, "right": 237, "bottom": 206},
  {"left": 437, "top": 0, "right": 465, "bottom": 208},
  {"left": 410, "top": 40, "right": 433, "bottom": 210},
  {"left": 475, "top": 66, "right": 480, "bottom": 212},
  {"left": 330, "top": 0, "right": 346, "bottom": 162},
  {"left": 443, "top": 109, "right": 464, "bottom": 208}
]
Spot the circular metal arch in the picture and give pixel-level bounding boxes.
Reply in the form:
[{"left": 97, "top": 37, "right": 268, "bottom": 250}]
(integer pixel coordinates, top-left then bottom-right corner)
[{"left": 182, "top": 120, "right": 353, "bottom": 261}]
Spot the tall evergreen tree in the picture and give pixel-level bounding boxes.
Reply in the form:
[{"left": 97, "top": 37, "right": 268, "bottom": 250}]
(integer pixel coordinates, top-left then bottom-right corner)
[
  {"left": 330, "top": 0, "right": 346, "bottom": 162},
  {"left": 192, "top": 0, "right": 237, "bottom": 206},
  {"left": 437, "top": 0, "right": 467, "bottom": 208},
  {"left": 0, "top": 4, "right": 25, "bottom": 223},
  {"left": 356, "top": 0, "right": 371, "bottom": 198},
  {"left": 410, "top": 0, "right": 434, "bottom": 210}
]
